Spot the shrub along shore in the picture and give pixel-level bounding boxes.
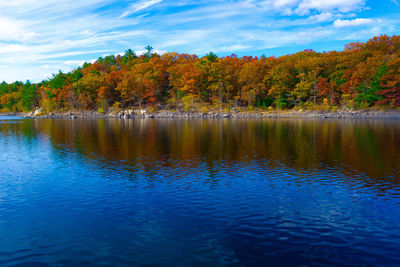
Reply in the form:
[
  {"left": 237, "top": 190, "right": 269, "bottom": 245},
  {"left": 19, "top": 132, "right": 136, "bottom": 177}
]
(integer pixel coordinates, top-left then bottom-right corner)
[{"left": 2, "top": 109, "right": 400, "bottom": 119}]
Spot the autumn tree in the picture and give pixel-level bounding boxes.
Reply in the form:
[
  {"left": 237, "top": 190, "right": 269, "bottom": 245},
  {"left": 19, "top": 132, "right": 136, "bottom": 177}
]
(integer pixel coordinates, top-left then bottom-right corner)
[
  {"left": 377, "top": 57, "right": 400, "bottom": 107},
  {"left": 268, "top": 56, "right": 296, "bottom": 109},
  {"left": 239, "top": 57, "right": 273, "bottom": 107},
  {"left": 72, "top": 72, "right": 105, "bottom": 109},
  {"left": 354, "top": 62, "right": 387, "bottom": 107},
  {"left": 207, "top": 55, "right": 243, "bottom": 108},
  {"left": 116, "top": 56, "right": 166, "bottom": 109},
  {"left": 168, "top": 54, "right": 203, "bottom": 108}
]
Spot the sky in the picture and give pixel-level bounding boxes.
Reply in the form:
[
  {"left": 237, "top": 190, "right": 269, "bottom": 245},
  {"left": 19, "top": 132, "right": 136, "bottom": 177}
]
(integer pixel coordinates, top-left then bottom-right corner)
[{"left": 0, "top": 0, "right": 399, "bottom": 82}]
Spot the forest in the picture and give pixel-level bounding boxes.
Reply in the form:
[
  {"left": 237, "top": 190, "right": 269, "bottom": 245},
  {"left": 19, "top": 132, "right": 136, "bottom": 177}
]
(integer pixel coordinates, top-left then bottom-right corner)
[{"left": 1, "top": 35, "right": 400, "bottom": 114}]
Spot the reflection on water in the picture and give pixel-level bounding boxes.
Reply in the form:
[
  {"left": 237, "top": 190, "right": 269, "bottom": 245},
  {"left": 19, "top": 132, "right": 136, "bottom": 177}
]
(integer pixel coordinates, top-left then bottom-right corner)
[{"left": 0, "top": 118, "right": 400, "bottom": 266}]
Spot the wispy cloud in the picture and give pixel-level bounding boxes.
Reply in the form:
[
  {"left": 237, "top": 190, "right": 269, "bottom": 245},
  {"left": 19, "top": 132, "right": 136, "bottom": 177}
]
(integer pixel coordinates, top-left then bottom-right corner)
[
  {"left": 334, "top": 18, "right": 374, "bottom": 27},
  {"left": 121, "top": 0, "right": 163, "bottom": 17},
  {"left": 295, "top": 0, "right": 365, "bottom": 14}
]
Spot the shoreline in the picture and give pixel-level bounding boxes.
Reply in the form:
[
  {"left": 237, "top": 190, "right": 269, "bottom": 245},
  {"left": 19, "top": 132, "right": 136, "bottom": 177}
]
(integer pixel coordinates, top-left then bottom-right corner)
[{"left": 2, "top": 109, "right": 400, "bottom": 119}]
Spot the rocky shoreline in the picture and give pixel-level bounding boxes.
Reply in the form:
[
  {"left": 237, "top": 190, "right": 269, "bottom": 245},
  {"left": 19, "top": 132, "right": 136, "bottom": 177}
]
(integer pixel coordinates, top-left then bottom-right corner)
[{"left": 2, "top": 109, "right": 400, "bottom": 120}]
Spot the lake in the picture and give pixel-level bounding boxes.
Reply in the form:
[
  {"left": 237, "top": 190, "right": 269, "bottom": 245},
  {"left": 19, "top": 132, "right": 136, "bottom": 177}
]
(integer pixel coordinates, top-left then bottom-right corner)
[{"left": 0, "top": 117, "right": 400, "bottom": 266}]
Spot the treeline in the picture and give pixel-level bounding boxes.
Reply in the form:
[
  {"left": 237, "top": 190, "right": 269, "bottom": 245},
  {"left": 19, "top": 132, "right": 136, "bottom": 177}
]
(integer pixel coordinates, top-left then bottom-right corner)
[{"left": 1, "top": 35, "right": 400, "bottom": 113}]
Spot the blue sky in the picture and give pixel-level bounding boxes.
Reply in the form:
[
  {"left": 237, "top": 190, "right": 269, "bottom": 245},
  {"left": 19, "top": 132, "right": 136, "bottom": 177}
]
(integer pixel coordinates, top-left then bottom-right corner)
[{"left": 0, "top": 0, "right": 399, "bottom": 82}]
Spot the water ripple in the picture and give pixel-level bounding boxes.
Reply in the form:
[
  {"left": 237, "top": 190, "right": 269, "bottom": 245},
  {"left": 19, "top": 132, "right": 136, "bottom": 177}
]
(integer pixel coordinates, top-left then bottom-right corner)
[{"left": 0, "top": 118, "right": 400, "bottom": 266}]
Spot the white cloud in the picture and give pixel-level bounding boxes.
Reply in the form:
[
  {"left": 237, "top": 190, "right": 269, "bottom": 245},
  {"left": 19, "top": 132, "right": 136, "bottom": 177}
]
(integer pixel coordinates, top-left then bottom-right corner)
[
  {"left": 272, "top": 0, "right": 299, "bottom": 8},
  {"left": 0, "top": 0, "right": 38, "bottom": 7},
  {"left": 135, "top": 49, "right": 167, "bottom": 55},
  {"left": 121, "top": 0, "right": 163, "bottom": 17},
  {"left": 309, "top": 12, "right": 334, "bottom": 22},
  {"left": 334, "top": 18, "right": 374, "bottom": 27},
  {"left": 296, "top": 0, "right": 365, "bottom": 14},
  {"left": 261, "top": 0, "right": 365, "bottom": 15},
  {"left": 216, "top": 44, "right": 252, "bottom": 52},
  {"left": 0, "top": 16, "right": 41, "bottom": 42}
]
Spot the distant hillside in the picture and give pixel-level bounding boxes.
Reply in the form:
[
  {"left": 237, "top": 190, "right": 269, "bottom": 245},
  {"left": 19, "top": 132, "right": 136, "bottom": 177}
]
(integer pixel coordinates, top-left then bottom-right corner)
[{"left": 1, "top": 35, "right": 400, "bottom": 113}]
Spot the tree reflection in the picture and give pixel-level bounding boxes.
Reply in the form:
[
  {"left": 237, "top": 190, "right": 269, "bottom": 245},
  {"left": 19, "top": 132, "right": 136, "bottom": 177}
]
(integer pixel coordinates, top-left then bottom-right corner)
[{"left": 1, "top": 118, "right": 400, "bottom": 189}]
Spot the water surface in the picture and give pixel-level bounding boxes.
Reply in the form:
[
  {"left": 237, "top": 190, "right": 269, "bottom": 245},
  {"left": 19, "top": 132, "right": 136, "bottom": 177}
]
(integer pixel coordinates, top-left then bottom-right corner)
[{"left": 1, "top": 118, "right": 400, "bottom": 266}]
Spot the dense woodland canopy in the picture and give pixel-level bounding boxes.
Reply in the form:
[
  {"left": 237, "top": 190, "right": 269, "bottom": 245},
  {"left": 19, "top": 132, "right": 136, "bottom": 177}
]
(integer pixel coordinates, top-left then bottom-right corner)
[{"left": 2, "top": 35, "right": 400, "bottom": 113}]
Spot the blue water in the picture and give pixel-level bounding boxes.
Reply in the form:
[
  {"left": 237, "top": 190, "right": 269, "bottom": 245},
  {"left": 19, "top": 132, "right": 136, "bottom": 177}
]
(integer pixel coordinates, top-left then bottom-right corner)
[
  {"left": 0, "top": 116, "right": 24, "bottom": 120},
  {"left": 0, "top": 118, "right": 400, "bottom": 266}
]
